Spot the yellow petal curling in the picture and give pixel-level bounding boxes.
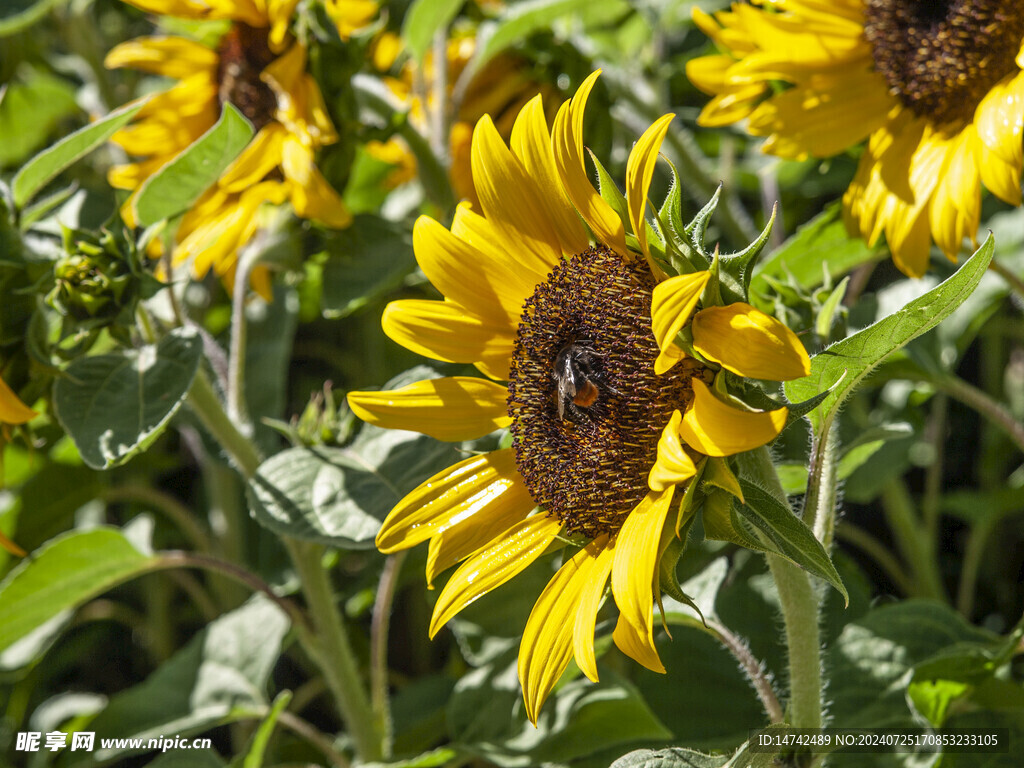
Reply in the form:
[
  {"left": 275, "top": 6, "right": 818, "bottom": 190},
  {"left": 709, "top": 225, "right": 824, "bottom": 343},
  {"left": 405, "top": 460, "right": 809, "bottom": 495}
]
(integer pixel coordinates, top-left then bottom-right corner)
[
  {"left": 104, "top": 37, "right": 218, "bottom": 79},
  {"left": 648, "top": 411, "right": 697, "bottom": 492},
  {"left": 551, "top": 70, "right": 628, "bottom": 254},
  {"left": 626, "top": 113, "right": 674, "bottom": 259},
  {"left": 429, "top": 515, "right": 562, "bottom": 637},
  {"left": 375, "top": 449, "right": 522, "bottom": 552},
  {"left": 691, "top": 303, "right": 810, "bottom": 381},
  {"left": 650, "top": 271, "right": 710, "bottom": 374},
  {"left": 347, "top": 377, "right": 511, "bottom": 442},
  {"left": 519, "top": 539, "right": 607, "bottom": 724},
  {"left": 680, "top": 379, "right": 787, "bottom": 457},
  {"left": 610, "top": 489, "right": 674, "bottom": 673}
]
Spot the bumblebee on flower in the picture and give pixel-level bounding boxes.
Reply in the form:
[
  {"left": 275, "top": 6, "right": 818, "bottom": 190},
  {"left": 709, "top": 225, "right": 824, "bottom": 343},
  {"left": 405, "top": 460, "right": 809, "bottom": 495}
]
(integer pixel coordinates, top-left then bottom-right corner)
[{"left": 347, "top": 71, "right": 813, "bottom": 721}]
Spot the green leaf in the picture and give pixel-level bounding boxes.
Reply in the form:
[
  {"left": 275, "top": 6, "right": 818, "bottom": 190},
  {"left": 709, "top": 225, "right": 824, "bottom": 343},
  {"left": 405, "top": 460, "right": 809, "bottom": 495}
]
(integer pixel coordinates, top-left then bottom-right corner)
[
  {"left": 0, "top": 69, "right": 78, "bottom": 167},
  {"left": 12, "top": 99, "right": 146, "bottom": 209},
  {"left": 733, "top": 479, "right": 847, "bottom": 604},
  {"left": 54, "top": 327, "right": 202, "bottom": 470},
  {"left": 785, "top": 233, "right": 994, "bottom": 435},
  {"left": 231, "top": 691, "right": 291, "bottom": 768},
  {"left": 247, "top": 426, "right": 458, "bottom": 548},
  {"left": 0, "top": 527, "right": 159, "bottom": 652},
  {"left": 448, "top": 646, "right": 671, "bottom": 766},
  {"left": 750, "top": 202, "right": 881, "bottom": 298},
  {"left": 82, "top": 595, "right": 289, "bottom": 764},
  {"left": 475, "top": 0, "right": 631, "bottom": 69},
  {"left": 321, "top": 215, "right": 415, "bottom": 318},
  {"left": 610, "top": 747, "right": 729, "bottom": 768},
  {"left": 0, "top": 0, "right": 59, "bottom": 37},
  {"left": 401, "top": 0, "right": 464, "bottom": 61},
  {"left": 133, "top": 103, "right": 254, "bottom": 226}
]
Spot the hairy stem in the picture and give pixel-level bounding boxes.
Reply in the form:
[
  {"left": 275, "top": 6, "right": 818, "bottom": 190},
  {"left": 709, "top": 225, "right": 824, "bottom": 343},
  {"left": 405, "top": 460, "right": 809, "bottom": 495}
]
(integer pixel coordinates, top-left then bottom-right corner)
[
  {"left": 287, "top": 539, "right": 383, "bottom": 761},
  {"left": 707, "top": 618, "right": 783, "bottom": 723},
  {"left": 804, "top": 426, "right": 839, "bottom": 547},
  {"left": 371, "top": 551, "right": 407, "bottom": 759},
  {"left": 741, "top": 447, "right": 823, "bottom": 729}
]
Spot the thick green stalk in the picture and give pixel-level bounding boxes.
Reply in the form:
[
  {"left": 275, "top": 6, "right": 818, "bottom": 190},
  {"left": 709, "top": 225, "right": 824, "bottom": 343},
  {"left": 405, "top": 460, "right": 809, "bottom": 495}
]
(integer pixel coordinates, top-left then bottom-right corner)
[
  {"left": 287, "top": 539, "right": 383, "bottom": 761},
  {"left": 742, "top": 447, "right": 823, "bottom": 729},
  {"left": 185, "top": 370, "right": 383, "bottom": 761}
]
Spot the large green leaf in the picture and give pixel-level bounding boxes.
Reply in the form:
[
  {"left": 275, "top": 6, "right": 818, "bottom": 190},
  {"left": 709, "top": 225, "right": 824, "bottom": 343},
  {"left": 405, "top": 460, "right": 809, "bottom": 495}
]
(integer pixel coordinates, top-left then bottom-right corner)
[
  {"left": 12, "top": 99, "right": 146, "bottom": 208},
  {"left": 448, "top": 645, "right": 671, "bottom": 767},
  {"left": 0, "top": 69, "right": 78, "bottom": 168},
  {"left": 54, "top": 327, "right": 202, "bottom": 470},
  {"left": 321, "top": 215, "right": 415, "bottom": 319},
  {"left": 247, "top": 426, "right": 458, "bottom": 548},
  {"left": 750, "top": 203, "right": 881, "bottom": 298},
  {"left": 785, "top": 234, "right": 994, "bottom": 435},
  {"left": 74, "top": 595, "right": 289, "bottom": 765},
  {"left": 0, "top": 527, "right": 159, "bottom": 653},
  {"left": 133, "top": 103, "right": 254, "bottom": 226},
  {"left": 401, "top": 0, "right": 464, "bottom": 61}
]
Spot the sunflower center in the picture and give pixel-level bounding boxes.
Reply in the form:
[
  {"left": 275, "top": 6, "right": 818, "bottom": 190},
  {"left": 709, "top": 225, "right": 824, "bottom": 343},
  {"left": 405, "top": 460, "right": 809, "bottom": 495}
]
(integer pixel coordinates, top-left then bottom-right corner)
[
  {"left": 507, "top": 246, "right": 709, "bottom": 538},
  {"left": 863, "top": 0, "right": 1024, "bottom": 125},
  {"left": 216, "top": 23, "right": 278, "bottom": 131}
]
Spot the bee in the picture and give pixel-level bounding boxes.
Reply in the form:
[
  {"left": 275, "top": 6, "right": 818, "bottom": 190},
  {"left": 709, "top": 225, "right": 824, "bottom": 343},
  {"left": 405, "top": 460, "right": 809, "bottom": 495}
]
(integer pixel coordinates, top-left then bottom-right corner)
[{"left": 552, "top": 341, "right": 608, "bottom": 422}]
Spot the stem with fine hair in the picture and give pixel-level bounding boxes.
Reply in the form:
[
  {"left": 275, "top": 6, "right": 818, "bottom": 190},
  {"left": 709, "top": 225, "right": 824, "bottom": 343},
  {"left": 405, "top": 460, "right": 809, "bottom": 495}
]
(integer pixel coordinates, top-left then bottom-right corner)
[
  {"left": 706, "top": 618, "right": 783, "bottom": 723},
  {"left": 184, "top": 366, "right": 383, "bottom": 761},
  {"left": 739, "top": 447, "right": 824, "bottom": 730},
  {"left": 371, "top": 551, "right": 407, "bottom": 758}
]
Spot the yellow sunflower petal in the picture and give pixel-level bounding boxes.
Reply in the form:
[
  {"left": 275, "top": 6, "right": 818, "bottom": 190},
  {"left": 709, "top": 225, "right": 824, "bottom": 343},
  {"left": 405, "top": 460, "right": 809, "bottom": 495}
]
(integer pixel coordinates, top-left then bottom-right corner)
[
  {"left": 650, "top": 271, "right": 711, "bottom": 374},
  {"left": 610, "top": 488, "right": 673, "bottom": 673},
  {"left": 975, "top": 71, "right": 1024, "bottom": 205},
  {"left": 425, "top": 484, "right": 536, "bottom": 586},
  {"left": 510, "top": 95, "right": 590, "bottom": 256},
  {"left": 928, "top": 127, "right": 980, "bottom": 260},
  {"left": 0, "top": 377, "right": 37, "bottom": 425},
  {"left": 573, "top": 538, "right": 615, "bottom": 682},
  {"left": 375, "top": 448, "right": 522, "bottom": 552},
  {"left": 413, "top": 216, "right": 536, "bottom": 326},
  {"left": 219, "top": 124, "right": 285, "bottom": 192},
  {"left": 519, "top": 539, "right": 606, "bottom": 724},
  {"left": 471, "top": 114, "right": 563, "bottom": 270},
  {"left": 648, "top": 411, "right": 697, "bottom": 492},
  {"left": 691, "top": 302, "right": 810, "bottom": 381},
  {"left": 104, "top": 36, "right": 218, "bottom": 78},
  {"left": 381, "top": 299, "right": 514, "bottom": 380},
  {"left": 430, "top": 515, "right": 562, "bottom": 637},
  {"left": 626, "top": 113, "right": 674, "bottom": 259},
  {"left": 551, "top": 70, "right": 628, "bottom": 254},
  {"left": 280, "top": 136, "right": 352, "bottom": 228},
  {"left": 347, "top": 376, "right": 511, "bottom": 442},
  {"left": 116, "top": 0, "right": 214, "bottom": 17},
  {"left": 680, "top": 379, "right": 787, "bottom": 457}
]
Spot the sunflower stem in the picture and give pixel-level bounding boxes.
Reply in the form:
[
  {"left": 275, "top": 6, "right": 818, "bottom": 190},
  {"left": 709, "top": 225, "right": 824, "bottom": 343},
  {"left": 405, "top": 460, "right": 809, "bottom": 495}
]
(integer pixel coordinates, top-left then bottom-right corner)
[
  {"left": 286, "top": 539, "right": 384, "bottom": 762},
  {"left": 804, "top": 425, "right": 839, "bottom": 547},
  {"left": 185, "top": 364, "right": 383, "bottom": 761},
  {"left": 371, "top": 551, "right": 407, "bottom": 758},
  {"left": 744, "top": 446, "right": 823, "bottom": 730}
]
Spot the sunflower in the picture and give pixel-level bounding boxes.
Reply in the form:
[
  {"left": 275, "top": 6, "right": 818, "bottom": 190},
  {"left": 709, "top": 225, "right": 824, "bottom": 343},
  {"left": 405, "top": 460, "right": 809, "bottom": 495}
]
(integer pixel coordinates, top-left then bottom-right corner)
[
  {"left": 347, "top": 71, "right": 810, "bottom": 722},
  {"left": 686, "top": 0, "right": 1024, "bottom": 278},
  {"left": 106, "top": 0, "right": 352, "bottom": 293}
]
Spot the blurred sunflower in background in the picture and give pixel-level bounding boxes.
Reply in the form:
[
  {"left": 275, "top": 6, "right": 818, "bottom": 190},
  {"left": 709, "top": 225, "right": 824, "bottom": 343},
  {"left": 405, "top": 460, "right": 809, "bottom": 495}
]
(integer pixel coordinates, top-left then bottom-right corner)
[
  {"left": 106, "top": 0, "right": 361, "bottom": 294},
  {"left": 348, "top": 72, "right": 810, "bottom": 722},
  {"left": 687, "top": 0, "right": 1024, "bottom": 277},
  {"left": 370, "top": 31, "right": 563, "bottom": 206}
]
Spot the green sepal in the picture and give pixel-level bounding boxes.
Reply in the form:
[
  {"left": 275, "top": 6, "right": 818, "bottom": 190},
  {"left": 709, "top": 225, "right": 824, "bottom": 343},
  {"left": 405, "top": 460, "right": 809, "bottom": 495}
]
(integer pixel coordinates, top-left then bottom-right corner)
[
  {"left": 676, "top": 458, "right": 706, "bottom": 536},
  {"left": 703, "top": 456, "right": 744, "bottom": 501},
  {"left": 716, "top": 203, "right": 776, "bottom": 304},
  {"left": 682, "top": 183, "right": 721, "bottom": 266},
  {"left": 589, "top": 149, "right": 630, "bottom": 236},
  {"left": 656, "top": 495, "right": 705, "bottom": 629}
]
